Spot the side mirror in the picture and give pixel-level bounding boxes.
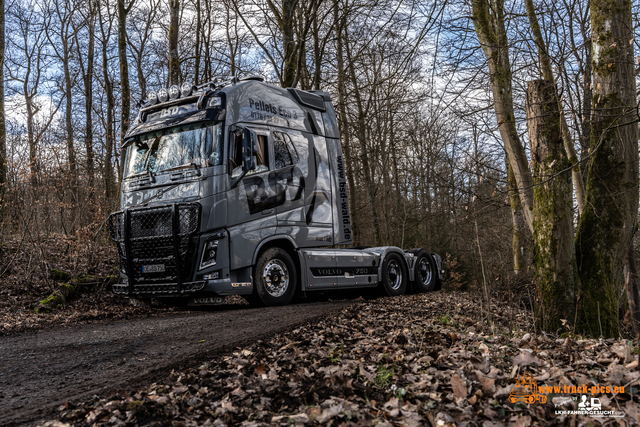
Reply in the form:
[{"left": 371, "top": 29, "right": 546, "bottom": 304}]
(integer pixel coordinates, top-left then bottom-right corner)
[
  {"left": 230, "top": 127, "right": 257, "bottom": 188},
  {"left": 242, "top": 128, "right": 257, "bottom": 172}
]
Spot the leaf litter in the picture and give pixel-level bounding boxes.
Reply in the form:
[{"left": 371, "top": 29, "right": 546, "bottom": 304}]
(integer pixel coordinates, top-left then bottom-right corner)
[{"left": 39, "top": 292, "right": 640, "bottom": 426}]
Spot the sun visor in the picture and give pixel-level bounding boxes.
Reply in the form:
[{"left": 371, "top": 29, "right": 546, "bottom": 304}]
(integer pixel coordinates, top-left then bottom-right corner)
[{"left": 287, "top": 88, "right": 326, "bottom": 112}]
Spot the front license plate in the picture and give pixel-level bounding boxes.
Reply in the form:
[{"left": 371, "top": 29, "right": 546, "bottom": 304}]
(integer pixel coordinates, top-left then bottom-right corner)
[
  {"left": 188, "top": 296, "right": 226, "bottom": 306},
  {"left": 142, "top": 264, "right": 165, "bottom": 273}
]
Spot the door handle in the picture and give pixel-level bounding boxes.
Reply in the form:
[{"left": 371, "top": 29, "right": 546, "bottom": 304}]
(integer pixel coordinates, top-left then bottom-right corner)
[{"left": 262, "top": 209, "right": 274, "bottom": 215}]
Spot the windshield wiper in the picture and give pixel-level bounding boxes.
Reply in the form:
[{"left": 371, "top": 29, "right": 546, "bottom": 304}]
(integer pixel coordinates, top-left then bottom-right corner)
[
  {"left": 160, "top": 163, "right": 201, "bottom": 175},
  {"left": 127, "top": 169, "right": 156, "bottom": 182}
]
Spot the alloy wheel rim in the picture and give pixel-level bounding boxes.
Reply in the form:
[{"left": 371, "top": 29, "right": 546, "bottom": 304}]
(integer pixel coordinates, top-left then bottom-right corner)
[
  {"left": 387, "top": 260, "right": 402, "bottom": 290},
  {"left": 418, "top": 257, "right": 432, "bottom": 286},
  {"left": 263, "top": 259, "right": 289, "bottom": 297}
]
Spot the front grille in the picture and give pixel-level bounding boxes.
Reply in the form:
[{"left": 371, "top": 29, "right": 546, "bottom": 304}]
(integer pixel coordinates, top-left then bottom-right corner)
[{"left": 109, "top": 203, "right": 201, "bottom": 295}]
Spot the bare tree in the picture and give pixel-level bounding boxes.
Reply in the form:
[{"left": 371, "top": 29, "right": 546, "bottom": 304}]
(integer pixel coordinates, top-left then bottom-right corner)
[
  {"left": 526, "top": 79, "right": 577, "bottom": 331},
  {"left": 117, "top": 0, "right": 135, "bottom": 182},
  {"left": 44, "top": 0, "right": 79, "bottom": 222},
  {"left": 127, "top": 0, "right": 163, "bottom": 101},
  {"left": 575, "top": 0, "right": 638, "bottom": 337},
  {"left": 0, "top": 0, "right": 5, "bottom": 217},
  {"left": 98, "top": 0, "right": 117, "bottom": 203},
  {"left": 471, "top": 0, "right": 535, "bottom": 235},
  {"left": 6, "top": 3, "right": 50, "bottom": 190},
  {"left": 73, "top": 0, "right": 97, "bottom": 196}
]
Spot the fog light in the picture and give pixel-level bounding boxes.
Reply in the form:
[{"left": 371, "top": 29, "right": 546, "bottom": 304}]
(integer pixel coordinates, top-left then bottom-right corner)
[
  {"left": 204, "top": 271, "right": 220, "bottom": 280},
  {"left": 200, "top": 237, "right": 218, "bottom": 269}
]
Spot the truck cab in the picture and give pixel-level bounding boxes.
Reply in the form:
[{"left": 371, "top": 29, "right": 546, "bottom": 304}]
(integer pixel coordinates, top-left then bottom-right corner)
[{"left": 109, "top": 76, "right": 443, "bottom": 306}]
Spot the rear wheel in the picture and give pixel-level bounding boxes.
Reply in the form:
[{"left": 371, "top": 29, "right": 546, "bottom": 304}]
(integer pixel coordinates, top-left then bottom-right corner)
[
  {"left": 412, "top": 249, "right": 437, "bottom": 293},
  {"left": 380, "top": 252, "right": 407, "bottom": 297},
  {"left": 253, "top": 248, "right": 297, "bottom": 306}
]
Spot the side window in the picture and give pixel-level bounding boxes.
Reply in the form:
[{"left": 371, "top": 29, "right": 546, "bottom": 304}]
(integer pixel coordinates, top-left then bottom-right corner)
[
  {"left": 273, "top": 131, "right": 299, "bottom": 169},
  {"left": 229, "top": 127, "right": 269, "bottom": 177},
  {"left": 256, "top": 134, "right": 269, "bottom": 169},
  {"left": 229, "top": 129, "right": 243, "bottom": 176}
]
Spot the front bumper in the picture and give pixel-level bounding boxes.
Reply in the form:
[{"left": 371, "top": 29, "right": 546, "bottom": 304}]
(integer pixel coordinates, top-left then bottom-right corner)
[
  {"left": 109, "top": 203, "right": 201, "bottom": 296},
  {"left": 111, "top": 277, "right": 252, "bottom": 297},
  {"left": 112, "top": 281, "right": 206, "bottom": 296}
]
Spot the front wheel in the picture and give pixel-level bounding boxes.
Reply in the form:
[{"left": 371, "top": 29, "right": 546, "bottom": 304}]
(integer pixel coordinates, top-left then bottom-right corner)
[
  {"left": 253, "top": 248, "right": 297, "bottom": 306},
  {"left": 380, "top": 252, "right": 408, "bottom": 297},
  {"left": 411, "top": 249, "right": 437, "bottom": 293}
]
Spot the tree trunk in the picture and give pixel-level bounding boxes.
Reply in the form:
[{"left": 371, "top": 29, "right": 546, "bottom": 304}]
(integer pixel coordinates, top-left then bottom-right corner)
[
  {"left": 575, "top": 0, "right": 638, "bottom": 337},
  {"left": 281, "top": 0, "right": 297, "bottom": 87},
  {"left": 82, "top": 1, "right": 96, "bottom": 198},
  {"left": 471, "top": 0, "right": 534, "bottom": 235},
  {"left": 343, "top": 20, "right": 382, "bottom": 246},
  {"left": 526, "top": 79, "right": 577, "bottom": 332},
  {"left": 580, "top": 40, "right": 593, "bottom": 187},
  {"left": 194, "top": 0, "right": 201, "bottom": 84},
  {"left": 312, "top": 0, "right": 321, "bottom": 90},
  {"left": 266, "top": 0, "right": 297, "bottom": 87},
  {"left": 0, "top": 0, "right": 5, "bottom": 216},
  {"left": 100, "top": 6, "right": 116, "bottom": 204},
  {"left": 117, "top": 0, "right": 134, "bottom": 183},
  {"left": 625, "top": 247, "right": 640, "bottom": 356},
  {"left": 225, "top": 0, "right": 237, "bottom": 77},
  {"left": 26, "top": 93, "right": 38, "bottom": 190},
  {"left": 168, "top": 0, "right": 180, "bottom": 86},
  {"left": 334, "top": 0, "right": 358, "bottom": 244},
  {"left": 524, "top": 0, "right": 585, "bottom": 216},
  {"left": 62, "top": 30, "right": 77, "bottom": 225},
  {"left": 508, "top": 159, "right": 525, "bottom": 275}
]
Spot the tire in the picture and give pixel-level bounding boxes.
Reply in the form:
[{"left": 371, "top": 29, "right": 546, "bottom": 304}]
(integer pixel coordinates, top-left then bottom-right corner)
[
  {"left": 412, "top": 249, "right": 437, "bottom": 293},
  {"left": 253, "top": 248, "right": 297, "bottom": 306},
  {"left": 380, "top": 252, "right": 407, "bottom": 297}
]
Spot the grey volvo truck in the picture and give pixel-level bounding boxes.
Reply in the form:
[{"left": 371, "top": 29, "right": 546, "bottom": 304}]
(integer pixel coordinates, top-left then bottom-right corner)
[{"left": 108, "top": 76, "right": 443, "bottom": 306}]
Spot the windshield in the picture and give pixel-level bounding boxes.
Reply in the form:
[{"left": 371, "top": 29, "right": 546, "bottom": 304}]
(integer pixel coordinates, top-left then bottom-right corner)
[{"left": 124, "top": 122, "right": 223, "bottom": 179}]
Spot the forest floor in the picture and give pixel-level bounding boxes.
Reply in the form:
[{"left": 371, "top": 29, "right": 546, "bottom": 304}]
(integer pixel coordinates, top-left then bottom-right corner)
[
  {"left": 1, "top": 236, "right": 639, "bottom": 426},
  {"left": 37, "top": 292, "right": 640, "bottom": 427}
]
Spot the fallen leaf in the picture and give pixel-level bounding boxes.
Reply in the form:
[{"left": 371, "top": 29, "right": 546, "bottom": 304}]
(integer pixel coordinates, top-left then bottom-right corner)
[
  {"left": 512, "top": 350, "right": 541, "bottom": 367},
  {"left": 450, "top": 374, "right": 467, "bottom": 398}
]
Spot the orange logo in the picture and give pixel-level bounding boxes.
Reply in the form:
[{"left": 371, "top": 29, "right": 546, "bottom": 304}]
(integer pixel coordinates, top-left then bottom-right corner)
[{"left": 509, "top": 373, "right": 548, "bottom": 404}]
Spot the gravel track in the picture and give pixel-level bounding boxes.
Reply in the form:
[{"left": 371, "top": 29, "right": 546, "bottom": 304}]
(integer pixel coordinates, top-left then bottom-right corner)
[{"left": 0, "top": 300, "right": 355, "bottom": 426}]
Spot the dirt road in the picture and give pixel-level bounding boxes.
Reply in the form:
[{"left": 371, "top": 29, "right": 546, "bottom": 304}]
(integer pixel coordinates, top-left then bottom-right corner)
[{"left": 0, "top": 300, "right": 354, "bottom": 426}]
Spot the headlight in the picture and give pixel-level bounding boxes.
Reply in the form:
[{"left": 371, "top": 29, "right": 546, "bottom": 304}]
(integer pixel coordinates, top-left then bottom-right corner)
[
  {"left": 181, "top": 82, "right": 194, "bottom": 97},
  {"left": 158, "top": 88, "right": 169, "bottom": 102},
  {"left": 207, "top": 97, "right": 221, "bottom": 108},
  {"left": 200, "top": 237, "right": 218, "bottom": 269},
  {"left": 169, "top": 85, "right": 180, "bottom": 100}
]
